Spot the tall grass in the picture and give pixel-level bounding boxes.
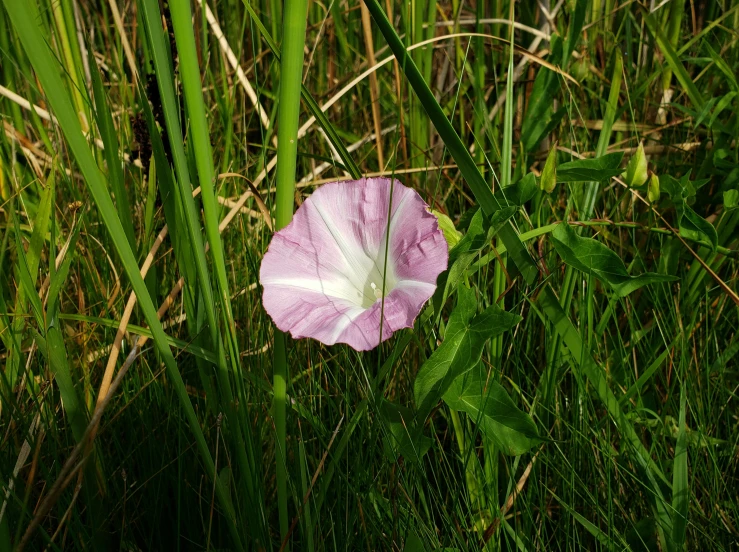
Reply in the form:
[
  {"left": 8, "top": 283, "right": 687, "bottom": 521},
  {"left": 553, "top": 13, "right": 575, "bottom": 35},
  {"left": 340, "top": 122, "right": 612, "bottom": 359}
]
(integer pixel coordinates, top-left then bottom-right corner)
[{"left": 0, "top": 0, "right": 738, "bottom": 550}]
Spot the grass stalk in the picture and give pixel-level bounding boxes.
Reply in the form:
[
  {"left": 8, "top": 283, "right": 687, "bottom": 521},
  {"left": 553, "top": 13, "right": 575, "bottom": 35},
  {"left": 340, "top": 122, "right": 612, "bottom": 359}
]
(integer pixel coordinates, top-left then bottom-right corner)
[{"left": 273, "top": 0, "right": 309, "bottom": 545}]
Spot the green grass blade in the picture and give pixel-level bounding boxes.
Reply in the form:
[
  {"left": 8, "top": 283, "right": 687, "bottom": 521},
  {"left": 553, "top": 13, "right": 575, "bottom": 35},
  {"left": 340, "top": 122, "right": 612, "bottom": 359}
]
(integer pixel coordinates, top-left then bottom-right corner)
[
  {"left": 671, "top": 384, "right": 689, "bottom": 548},
  {"left": 89, "top": 51, "right": 135, "bottom": 250},
  {"left": 168, "top": 0, "right": 241, "bottom": 345},
  {"left": 500, "top": 16, "right": 514, "bottom": 190},
  {"left": 643, "top": 9, "right": 705, "bottom": 112},
  {"left": 241, "top": 0, "right": 362, "bottom": 180},
  {"left": 272, "top": 0, "right": 309, "bottom": 545}
]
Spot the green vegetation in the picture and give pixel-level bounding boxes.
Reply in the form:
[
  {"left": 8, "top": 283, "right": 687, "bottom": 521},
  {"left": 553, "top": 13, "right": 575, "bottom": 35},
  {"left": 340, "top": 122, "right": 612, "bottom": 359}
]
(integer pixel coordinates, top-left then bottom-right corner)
[{"left": 0, "top": 0, "right": 737, "bottom": 550}]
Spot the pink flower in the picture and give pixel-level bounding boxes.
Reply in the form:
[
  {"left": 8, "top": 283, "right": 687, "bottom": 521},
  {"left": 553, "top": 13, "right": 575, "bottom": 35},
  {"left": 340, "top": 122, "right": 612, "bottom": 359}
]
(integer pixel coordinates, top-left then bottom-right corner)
[{"left": 260, "top": 178, "right": 448, "bottom": 351}]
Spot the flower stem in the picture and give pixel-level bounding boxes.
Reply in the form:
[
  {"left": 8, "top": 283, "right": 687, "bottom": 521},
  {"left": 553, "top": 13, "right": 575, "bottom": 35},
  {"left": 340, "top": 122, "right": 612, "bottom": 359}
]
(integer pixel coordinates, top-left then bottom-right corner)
[{"left": 274, "top": 0, "right": 309, "bottom": 546}]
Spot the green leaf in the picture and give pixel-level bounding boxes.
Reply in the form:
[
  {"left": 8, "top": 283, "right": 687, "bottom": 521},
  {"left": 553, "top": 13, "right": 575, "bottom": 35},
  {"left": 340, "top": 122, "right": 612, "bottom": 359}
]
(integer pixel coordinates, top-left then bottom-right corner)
[
  {"left": 403, "top": 532, "right": 425, "bottom": 552},
  {"left": 557, "top": 152, "right": 624, "bottom": 182},
  {"left": 46, "top": 214, "right": 83, "bottom": 326},
  {"left": 724, "top": 189, "right": 739, "bottom": 210},
  {"left": 662, "top": 174, "right": 718, "bottom": 250},
  {"left": 494, "top": 172, "right": 538, "bottom": 207},
  {"left": 551, "top": 224, "right": 678, "bottom": 297},
  {"left": 704, "top": 42, "right": 738, "bottom": 92},
  {"left": 41, "top": 326, "right": 88, "bottom": 442},
  {"left": 443, "top": 366, "right": 540, "bottom": 456},
  {"left": 648, "top": 173, "right": 661, "bottom": 203},
  {"left": 623, "top": 143, "right": 648, "bottom": 188},
  {"left": 415, "top": 286, "right": 521, "bottom": 419},
  {"left": 28, "top": 175, "right": 54, "bottom": 281},
  {"left": 431, "top": 209, "right": 462, "bottom": 248},
  {"left": 563, "top": 0, "right": 588, "bottom": 62},
  {"left": 540, "top": 145, "right": 558, "bottom": 193},
  {"left": 13, "top": 215, "right": 44, "bottom": 328},
  {"left": 551, "top": 491, "right": 621, "bottom": 551},
  {"left": 433, "top": 206, "right": 517, "bottom": 315},
  {"left": 679, "top": 204, "right": 718, "bottom": 251},
  {"left": 707, "top": 91, "right": 737, "bottom": 129}
]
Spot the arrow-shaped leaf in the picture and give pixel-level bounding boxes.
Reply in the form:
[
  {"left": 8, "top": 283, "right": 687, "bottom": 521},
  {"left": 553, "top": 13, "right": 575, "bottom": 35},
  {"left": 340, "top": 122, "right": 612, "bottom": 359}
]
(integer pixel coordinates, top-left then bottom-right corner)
[
  {"left": 415, "top": 286, "right": 521, "bottom": 419},
  {"left": 557, "top": 152, "right": 624, "bottom": 182},
  {"left": 551, "top": 224, "right": 678, "bottom": 297},
  {"left": 443, "top": 365, "right": 540, "bottom": 456},
  {"left": 662, "top": 174, "right": 718, "bottom": 251}
]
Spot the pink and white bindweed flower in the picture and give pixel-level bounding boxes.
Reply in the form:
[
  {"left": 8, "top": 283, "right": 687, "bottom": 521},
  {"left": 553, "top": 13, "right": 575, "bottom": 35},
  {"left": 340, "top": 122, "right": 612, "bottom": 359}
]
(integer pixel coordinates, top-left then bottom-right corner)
[{"left": 260, "top": 177, "right": 448, "bottom": 351}]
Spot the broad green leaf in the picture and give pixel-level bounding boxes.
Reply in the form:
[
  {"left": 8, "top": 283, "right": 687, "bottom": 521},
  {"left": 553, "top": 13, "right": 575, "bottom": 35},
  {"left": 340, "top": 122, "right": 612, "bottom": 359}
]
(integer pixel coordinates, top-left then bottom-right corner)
[
  {"left": 415, "top": 286, "right": 521, "bottom": 419},
  {"left": 724, "top": 189, "right": 739, "bottom": 210},
  {"left": 661, "top": 172, "right": 709, "bottom": 200},
  {"left": 494, "top": 172, "right": 538, "bottom": 207},
  {"left": 679, "top": 205, "right": 718, "bottom": 251},
  {"left": 557, "top": 152, "right": 624, "bottom": 182},
  {"left": 443, "top": 366, "right": 540, "bottom": 456},
  {"left": 551, "top": 224, "right": 677, "bottom": 297},
  {"left": 623, "top": 143, "right": 648, "bottom": 188},
  {"left": 403, "top": 532, "right": 425, "bottom": 552}
]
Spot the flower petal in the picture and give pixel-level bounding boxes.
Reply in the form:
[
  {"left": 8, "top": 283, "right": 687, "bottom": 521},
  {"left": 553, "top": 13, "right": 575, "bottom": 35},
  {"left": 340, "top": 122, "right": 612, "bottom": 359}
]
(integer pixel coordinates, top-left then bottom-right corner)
[
  {"left": 387, "top": 189, "right": 449, "bottom": 284},
  {"left": 260, "top": 178, "right": 448, "bottom": 350},
  {"left": 334, "top": 281, "right": 437, "bottom": 350},
  {"left": 262, "top": 284, "right": 365, "bottom": 345}
]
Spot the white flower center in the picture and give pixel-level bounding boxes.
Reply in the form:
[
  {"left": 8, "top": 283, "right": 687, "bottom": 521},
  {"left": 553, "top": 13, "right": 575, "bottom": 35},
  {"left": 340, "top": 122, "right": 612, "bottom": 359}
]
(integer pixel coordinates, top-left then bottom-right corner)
[{"left": 354, "top": 264, "right": 396, "bottom": 309}]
